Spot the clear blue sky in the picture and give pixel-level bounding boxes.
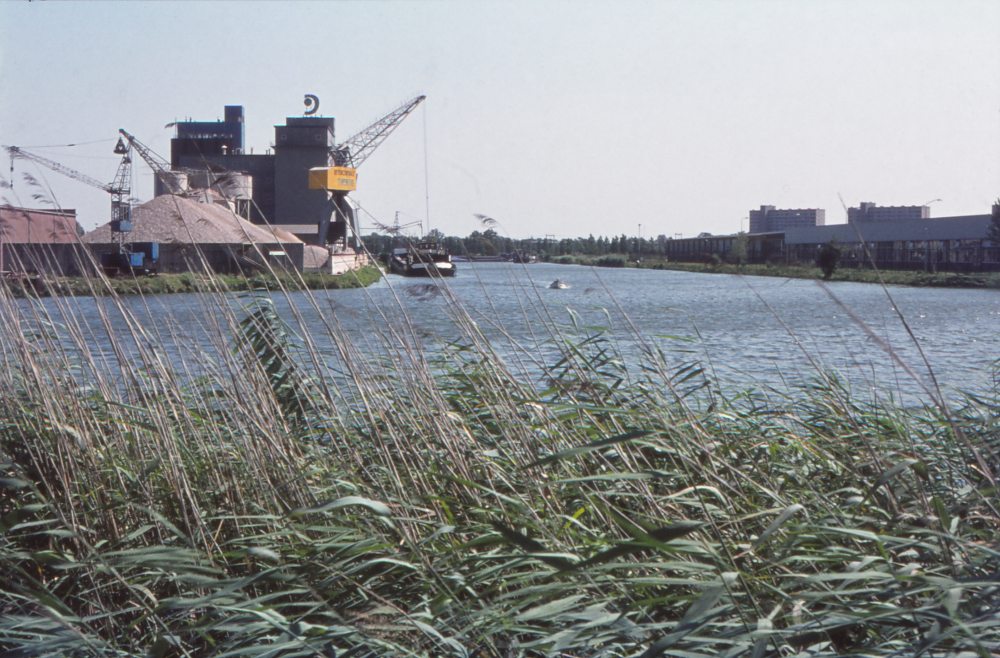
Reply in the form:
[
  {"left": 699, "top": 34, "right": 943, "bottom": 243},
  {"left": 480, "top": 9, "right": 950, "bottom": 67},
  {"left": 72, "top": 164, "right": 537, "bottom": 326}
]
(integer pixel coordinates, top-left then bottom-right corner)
[{"left": 2, "top": 1, "right": 998, "bottom": 238}]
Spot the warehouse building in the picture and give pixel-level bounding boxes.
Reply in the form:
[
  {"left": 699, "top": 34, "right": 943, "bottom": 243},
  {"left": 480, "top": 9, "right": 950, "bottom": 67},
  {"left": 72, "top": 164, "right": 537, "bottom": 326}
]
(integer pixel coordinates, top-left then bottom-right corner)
[
  {"left": 663, "top": 231, "right": 785, "bottom": 265},
  {"left": 0, "top": 206, "right": 87, "bottom": 275},
  {"left": 783, "top": 212, "right": 998, "bottom": 273},
  {"left": 664, "top": 207, "right": 998, "bottom": 272}
]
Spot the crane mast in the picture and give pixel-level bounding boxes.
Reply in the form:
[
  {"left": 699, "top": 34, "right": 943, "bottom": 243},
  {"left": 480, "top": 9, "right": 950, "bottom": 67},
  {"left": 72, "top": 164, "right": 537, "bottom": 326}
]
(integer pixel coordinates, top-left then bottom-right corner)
[{"left": 109, "top": 138, "right": 133, "bottom": 241}]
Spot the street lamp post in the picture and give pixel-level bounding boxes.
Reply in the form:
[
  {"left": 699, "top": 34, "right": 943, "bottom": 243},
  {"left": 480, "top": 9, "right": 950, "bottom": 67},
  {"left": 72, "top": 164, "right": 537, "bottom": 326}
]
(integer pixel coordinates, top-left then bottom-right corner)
[{"left": 922, "top": 199, "right": 942, "bottom": 219}]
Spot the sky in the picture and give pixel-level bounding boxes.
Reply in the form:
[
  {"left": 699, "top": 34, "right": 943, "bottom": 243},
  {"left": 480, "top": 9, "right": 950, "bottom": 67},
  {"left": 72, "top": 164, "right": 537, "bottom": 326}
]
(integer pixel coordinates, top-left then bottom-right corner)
[{"left": 1, "top": 0, "right": 998, "bottom": 240}]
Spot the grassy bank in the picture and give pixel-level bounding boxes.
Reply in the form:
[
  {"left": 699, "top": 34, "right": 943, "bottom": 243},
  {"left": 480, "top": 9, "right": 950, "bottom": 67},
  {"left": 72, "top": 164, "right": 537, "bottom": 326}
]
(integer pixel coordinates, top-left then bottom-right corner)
[
  {"left": 3, "top": 265, "right": 383, "bottom": 298},
  {"left": 552, "top": 255, "right": 1000, "bottom": 288},
  {"left": 1, "top": 267, "right": 998, "bottom": 657}
]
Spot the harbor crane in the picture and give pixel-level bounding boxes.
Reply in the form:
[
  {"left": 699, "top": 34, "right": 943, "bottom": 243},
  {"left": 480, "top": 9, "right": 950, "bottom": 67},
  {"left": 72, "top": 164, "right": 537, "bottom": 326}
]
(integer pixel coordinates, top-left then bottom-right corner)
[
  {"left": 311, "top": 94, "right": 426, "bottom": 247},
  {"left": 4, "top": 141, "right": 158, "bottom": 275},
  {"left": 388, "top": 211, "right": 423, "bottom": 236},
  {"left": 5, "top": 142, "right": 134, "bottom": 233},
  {"left": 4, "top": 139, "right": 132, "bottom": 231}
]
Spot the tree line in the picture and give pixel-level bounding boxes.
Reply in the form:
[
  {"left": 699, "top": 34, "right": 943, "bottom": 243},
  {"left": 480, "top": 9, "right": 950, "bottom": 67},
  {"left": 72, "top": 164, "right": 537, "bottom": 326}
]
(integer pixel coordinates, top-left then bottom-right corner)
[{"left": 362, "top": 228, "right": 680, "bottom": 258}]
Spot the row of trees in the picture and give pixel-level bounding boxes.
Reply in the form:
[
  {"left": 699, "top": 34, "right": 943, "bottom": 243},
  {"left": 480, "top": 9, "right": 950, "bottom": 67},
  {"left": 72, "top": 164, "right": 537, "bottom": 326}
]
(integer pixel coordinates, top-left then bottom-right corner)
[
  {"left": 362, "top": 228, "right": 685, "bottom": 258},
  {"left": 365, "top": 200, "right": 1000, "bottom": 259},
  {"left": 361, "top": 228, "right": 846, "bottom": 276}
]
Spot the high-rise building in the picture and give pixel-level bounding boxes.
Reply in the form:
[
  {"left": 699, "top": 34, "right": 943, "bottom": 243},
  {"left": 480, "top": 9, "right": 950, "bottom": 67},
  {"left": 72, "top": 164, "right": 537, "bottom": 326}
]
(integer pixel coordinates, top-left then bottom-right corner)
[
  {"left": 848, "top": 202, "right": 930, "bottom": 223},
  {"left": 749, "top": 205, "right": 825, "bottom": 233}
]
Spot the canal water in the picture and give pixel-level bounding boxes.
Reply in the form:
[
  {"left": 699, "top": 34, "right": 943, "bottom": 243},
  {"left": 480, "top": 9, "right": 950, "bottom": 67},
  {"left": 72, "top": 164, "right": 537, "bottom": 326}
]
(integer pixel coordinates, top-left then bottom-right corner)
[{"left": 17, "top": 262, "right": 1000, "bottom": 404}]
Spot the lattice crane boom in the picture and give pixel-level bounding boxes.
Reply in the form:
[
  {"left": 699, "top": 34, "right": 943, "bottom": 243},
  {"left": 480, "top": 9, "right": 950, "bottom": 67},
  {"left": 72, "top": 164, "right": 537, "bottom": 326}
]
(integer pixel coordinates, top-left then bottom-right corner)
[
  {"left": 118, "top": 128, "right": 187, "bottom": 195},
  {"left": 5, "top": 145, "right": 122, "bottom": 193},
  {"left": 5, "top": 139, "right": 137, "bottom": 256},
  {"left": 331, "top": 95, "right": 425, "bottom": 169}
]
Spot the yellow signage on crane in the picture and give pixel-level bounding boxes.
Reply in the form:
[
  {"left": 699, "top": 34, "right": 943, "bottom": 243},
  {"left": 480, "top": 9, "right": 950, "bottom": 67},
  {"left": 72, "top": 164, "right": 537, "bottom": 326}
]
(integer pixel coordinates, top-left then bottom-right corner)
[{"left": 309, "top": 166, "right": 357, "bottom": 192}]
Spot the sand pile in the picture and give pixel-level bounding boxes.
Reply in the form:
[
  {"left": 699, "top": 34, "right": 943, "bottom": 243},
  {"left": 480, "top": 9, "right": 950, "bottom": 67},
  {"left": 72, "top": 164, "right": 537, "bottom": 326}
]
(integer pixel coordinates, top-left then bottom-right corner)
[
  {"left": 303, "top": 245, "right": 331, "bottom": 270},
  {"left": 82, "top": 195, "right": 303, "bottom": 245}
]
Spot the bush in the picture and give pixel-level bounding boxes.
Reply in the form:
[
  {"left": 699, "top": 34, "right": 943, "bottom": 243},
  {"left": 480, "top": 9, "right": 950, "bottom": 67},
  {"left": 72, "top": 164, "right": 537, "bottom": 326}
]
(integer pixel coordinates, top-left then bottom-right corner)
[
  {"left": 594, "top": 254, "right": 627, "bottom": 267},
  {"left": 728, "top": 231, "right": 748, "bottom": 265},
  {"left": 817, "top": 238, "right": 842, "bottom": 279}
]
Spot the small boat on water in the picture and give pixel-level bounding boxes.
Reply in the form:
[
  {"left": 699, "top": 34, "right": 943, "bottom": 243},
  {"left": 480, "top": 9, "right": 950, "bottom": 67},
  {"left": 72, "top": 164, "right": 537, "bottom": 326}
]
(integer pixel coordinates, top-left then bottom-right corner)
[
  {"left": 548, "top": 278, "right": 568, "bottom": 289},
  {"left": 389, "top": 240, "right": 457, "bottom": 277}
]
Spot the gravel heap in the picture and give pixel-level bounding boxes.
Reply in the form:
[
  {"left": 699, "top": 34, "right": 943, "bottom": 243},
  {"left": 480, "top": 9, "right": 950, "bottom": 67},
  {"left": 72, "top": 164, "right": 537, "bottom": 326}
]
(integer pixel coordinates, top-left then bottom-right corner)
[
  {"left": 82, "top": 195, "right": 303, "bottom": 245},
  {"left": 303, "top": 245, "right": 331, "bottom": 270}
]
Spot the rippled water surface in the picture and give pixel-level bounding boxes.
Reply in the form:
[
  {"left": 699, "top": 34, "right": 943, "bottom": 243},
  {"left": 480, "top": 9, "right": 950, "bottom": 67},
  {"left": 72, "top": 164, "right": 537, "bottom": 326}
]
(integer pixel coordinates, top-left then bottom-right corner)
[{"left": 28, "top": 263, "right": 1000, "bottom": 401}]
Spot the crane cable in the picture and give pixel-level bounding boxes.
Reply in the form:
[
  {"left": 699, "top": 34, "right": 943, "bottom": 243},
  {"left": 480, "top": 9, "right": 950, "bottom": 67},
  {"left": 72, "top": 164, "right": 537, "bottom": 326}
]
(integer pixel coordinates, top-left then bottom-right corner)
[
  {"left": 423, "top": 102, "right": 431, "bottom": 235},
  {"left": 15, "top": 138, "right": 118, "bottom": 149}
]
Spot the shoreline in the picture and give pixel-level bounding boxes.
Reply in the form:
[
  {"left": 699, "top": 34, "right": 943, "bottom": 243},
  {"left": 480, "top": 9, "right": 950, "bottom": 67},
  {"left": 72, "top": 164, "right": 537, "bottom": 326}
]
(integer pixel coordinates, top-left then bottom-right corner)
[
  {"left": 1, "top": 265, "right": 384, "bottom": 299},
  {"left": 548, "top": 257, "right": 1000, "bottom": 288}
]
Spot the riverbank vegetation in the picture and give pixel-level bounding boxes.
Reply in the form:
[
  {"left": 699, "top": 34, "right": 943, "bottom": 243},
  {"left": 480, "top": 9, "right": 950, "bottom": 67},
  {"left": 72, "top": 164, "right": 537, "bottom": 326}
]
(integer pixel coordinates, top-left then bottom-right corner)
[
  {"left": 2, "top": 265, "right": 383, "bottom": 298},
  {"left": 1, "top": 267, "right": 998, "bottom": 657},
  {"left": 365, "top": 229, "right": 1000, "bottom": 288},
  {"left": 553, "top": 255, "right": 1000, "bottom": 288},
  {"left": 364, "top": 227, "right": 669, "bottom": 260}
]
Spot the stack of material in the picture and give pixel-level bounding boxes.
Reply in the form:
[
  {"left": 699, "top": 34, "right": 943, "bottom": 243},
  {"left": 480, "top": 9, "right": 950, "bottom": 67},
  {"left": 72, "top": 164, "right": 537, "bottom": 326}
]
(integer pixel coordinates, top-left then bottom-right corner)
[
  {"left": 82, "top": 195, "right": 302, "bottom": 245},
  {"left": 302, "top": 245, "right": 331, "bottom": 271}
]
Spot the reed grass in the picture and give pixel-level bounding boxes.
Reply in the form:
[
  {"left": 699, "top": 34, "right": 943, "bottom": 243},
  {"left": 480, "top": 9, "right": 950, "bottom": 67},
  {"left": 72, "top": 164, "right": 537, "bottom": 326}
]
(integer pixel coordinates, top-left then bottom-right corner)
[{"left": 1, "top": 255, "right": 998, "bottom": 658}]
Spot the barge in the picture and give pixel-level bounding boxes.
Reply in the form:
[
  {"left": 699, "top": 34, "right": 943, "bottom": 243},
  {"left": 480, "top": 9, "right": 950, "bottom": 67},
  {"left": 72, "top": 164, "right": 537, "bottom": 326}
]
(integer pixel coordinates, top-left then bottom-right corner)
[{"left": 389, "top": 240, "right": 457, "bottom": 277}]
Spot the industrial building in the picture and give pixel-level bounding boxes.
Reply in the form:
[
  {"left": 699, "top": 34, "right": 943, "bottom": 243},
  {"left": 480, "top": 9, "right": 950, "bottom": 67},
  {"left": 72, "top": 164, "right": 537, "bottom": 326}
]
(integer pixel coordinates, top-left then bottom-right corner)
[
  {"left": 664, "top": 207, "right": 999, "bottom": 273},
  {"left": 0, "top": 206, "right": 86, "bottom": 275},
  {"left": 748, "top": 206, "right": 826, "bottom": 233},
  {"left": 161, "top": 95, "right": 425, "bottom": 252},
  {"left": 4, "top": 95, "right": 424, "bottom": 277},
  {"left": 664, "top": 231, "right": 785, "bottom": 265},
  {"left": 783, "top": 212, "right": 998, "bottom": 272},
  {"left": 169, "top": 106, "right": 349, "bottom": 246},
  {"left": 0, "top": 206, "right": 81, "bottom": 243},
  {"left": 847, "top": 202, "right": 930, "bottom": 223}
]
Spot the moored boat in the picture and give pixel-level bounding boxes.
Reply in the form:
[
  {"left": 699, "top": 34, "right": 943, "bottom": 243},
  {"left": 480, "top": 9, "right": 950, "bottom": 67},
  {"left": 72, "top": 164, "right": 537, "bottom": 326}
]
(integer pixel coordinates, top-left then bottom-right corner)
[{"left": 390, "top": 240, "right": 457, "bottom": 277}]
